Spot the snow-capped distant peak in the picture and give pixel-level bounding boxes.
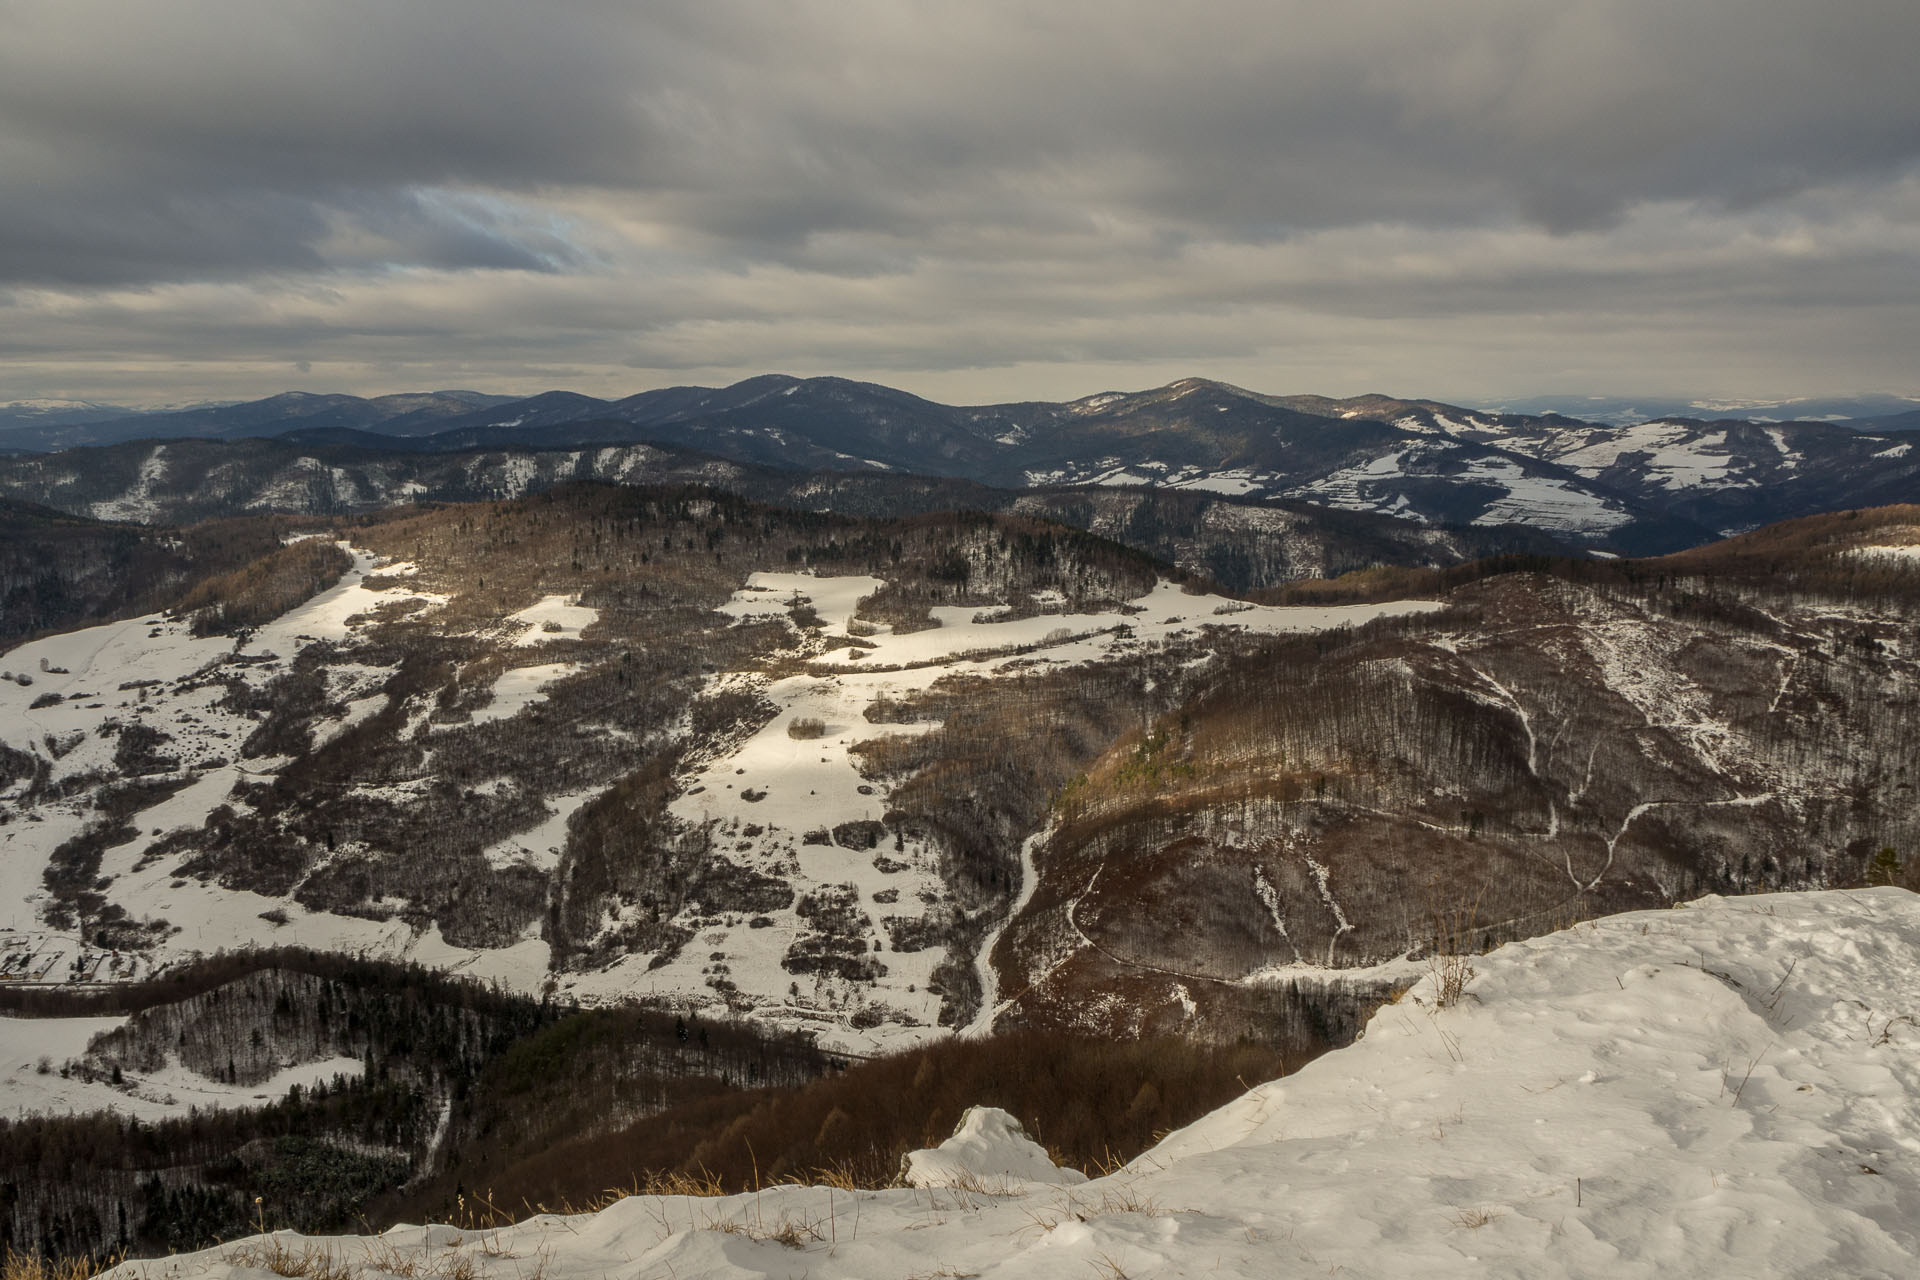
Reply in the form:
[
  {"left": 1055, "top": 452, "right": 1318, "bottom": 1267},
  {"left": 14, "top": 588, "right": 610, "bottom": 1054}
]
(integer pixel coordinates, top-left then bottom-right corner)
[{"left": 2, "top": 398, "right": 113, "bottom": 411}]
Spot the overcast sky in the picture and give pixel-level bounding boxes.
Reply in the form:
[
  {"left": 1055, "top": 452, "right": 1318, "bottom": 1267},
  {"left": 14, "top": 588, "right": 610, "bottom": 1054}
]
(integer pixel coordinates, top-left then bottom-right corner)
[{"left": 2, "top": 0, "right": 1916, "bottom": 407}]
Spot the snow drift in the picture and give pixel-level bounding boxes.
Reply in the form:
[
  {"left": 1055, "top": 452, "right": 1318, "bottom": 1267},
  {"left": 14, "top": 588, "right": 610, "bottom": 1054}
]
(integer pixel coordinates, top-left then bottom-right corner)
[{"left": 104, "top": 888, "right": 1920, "bottom": 1278}]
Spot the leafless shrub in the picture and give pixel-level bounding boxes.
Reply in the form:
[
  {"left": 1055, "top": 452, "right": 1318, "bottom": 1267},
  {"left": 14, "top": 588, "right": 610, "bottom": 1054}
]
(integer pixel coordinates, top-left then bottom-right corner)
[
  {"left": 1425, "top": 882, "right": 1484, "bottom": 1010},
  {"left": 787, "top": 716, "right": 827, "bottom": 740}
]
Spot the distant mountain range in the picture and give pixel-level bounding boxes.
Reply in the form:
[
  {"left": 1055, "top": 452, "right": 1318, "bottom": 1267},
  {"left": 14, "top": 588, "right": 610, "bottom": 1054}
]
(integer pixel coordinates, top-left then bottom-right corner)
[
  {"left": 1, "top": 376, "right": 1915, "bottom": 551},
  {"left": 1483, "top": 392, "right": 1920, "bottom": 428},
  {"left": 0, "top": 389, "right": 519, "bottom": 446},
  {"left": 9, "top": 382, "right": 1915, "bottom": 448}
]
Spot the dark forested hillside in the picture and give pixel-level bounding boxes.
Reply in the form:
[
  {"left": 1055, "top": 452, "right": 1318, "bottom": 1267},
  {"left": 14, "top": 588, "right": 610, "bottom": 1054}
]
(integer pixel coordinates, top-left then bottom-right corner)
[
  {"left": 963, "top": 512, "right": 1920, "bottom": 1038},
  {"left": 0, "top": 951, "right": 834, "bottom": 1260},
  {"left": 0, "top": 502, "right": 307, "bottom": 645},
  {"left": 0, "top": 950, "right": 1330, "bottom": 1263}
]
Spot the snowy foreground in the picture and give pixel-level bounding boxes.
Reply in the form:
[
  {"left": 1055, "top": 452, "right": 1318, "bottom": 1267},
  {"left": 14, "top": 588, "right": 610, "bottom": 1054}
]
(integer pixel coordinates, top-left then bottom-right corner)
[{"left": 109, "top": 890, "right": 1920, "bottom": 1279}]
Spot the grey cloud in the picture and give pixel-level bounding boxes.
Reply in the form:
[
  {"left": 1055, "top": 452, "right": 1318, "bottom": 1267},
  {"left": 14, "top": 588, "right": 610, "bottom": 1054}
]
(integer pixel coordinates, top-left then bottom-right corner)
[
  {"left": 0, "top": 0, "right": 1915, "bottom": 401},
  {"left": 6, "top": 0, "right": 1918, "bottom": 283}
]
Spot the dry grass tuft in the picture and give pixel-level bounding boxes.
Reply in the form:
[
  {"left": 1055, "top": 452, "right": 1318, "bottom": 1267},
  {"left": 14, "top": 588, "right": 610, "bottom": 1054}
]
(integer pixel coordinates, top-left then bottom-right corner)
[
  {"left": 1, "top": 1249, "right": 116, "bottom": 1280},
  {"left": 679, "top": 1202, "right": 830, "bottom": 1250},
  {"left": 221, "top": 1237, "right": 357, "bottom": 1280},
  {"left": 633, "top": 1168, "right": 729, "bottom": 1198},
  {"left": 1020, "top": 1180, "right": 1168, "bottom": 1234},
  {"left": 1450, "top": 1205, "right": 1503, "bottom": 1229},
  {"left": 356, "top": 1235, "right": 482, "bottom": 1280}
]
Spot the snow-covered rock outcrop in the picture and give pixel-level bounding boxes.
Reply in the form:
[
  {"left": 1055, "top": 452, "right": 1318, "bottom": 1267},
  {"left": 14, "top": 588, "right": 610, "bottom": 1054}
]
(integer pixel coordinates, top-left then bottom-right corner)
[
  {"left": 108, "top": 889, "right": 1920, "bottom": 1278},
  {"left": 900, "top": 1105, "right": 1089, "bottom": 1190}
]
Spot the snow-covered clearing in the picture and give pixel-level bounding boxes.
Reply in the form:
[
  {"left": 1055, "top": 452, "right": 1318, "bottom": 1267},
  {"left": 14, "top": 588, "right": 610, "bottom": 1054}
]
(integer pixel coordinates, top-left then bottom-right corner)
[
  {"left": 1459, "top": 456, "right": 1635, "bottom": 534},
  {"left": 1286, "top": 446, "right": 1632, "bottom": 537},
  {"left": 478, "top": 787, "right": 599, "bottom": 873},
  {"left": 111, "top": 889, "right": 1920, "bottom": 1279},
  {"left": 1847, "top": 544, "right": 1920, "bottom": 565},
  {"left": 88, "top": 447, "right": 171, "bottom": 522},
  {"left": 1291, "top": 448, "right": 1423, "bottom": 517},
  {"left": 504, "top": 595, "right": 599, "bottom": 645},
  {"left": 1168, "top": 467, "right": 1268, "bottom": 495},
  {"left": 464, "top": 662, "right": 578, "bottom": 727},
  {"left": 0, "top": 1013, "right": 360, "bottom": 1122},
  {"left": 1764, "top": 426, "right": 1802, "bottom": 470}
]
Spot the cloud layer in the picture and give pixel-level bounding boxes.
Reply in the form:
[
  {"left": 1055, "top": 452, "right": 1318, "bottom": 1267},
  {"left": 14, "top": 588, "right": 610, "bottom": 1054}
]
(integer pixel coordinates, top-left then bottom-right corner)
[{"left": 3, "top": 0, "right": 1916, "bottom": 404}]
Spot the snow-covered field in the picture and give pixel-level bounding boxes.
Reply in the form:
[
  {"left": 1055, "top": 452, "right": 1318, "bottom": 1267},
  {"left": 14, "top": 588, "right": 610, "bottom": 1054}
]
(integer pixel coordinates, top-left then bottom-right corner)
[
  {"left": 503, "top": 595, "right": 599, "bottom": 646},
  {"left": 105, "top": 889, "right": 1920, "bottom": 1279},
  {"left": 1458, "top": 455, "right": 1637, "bottom": 534}
]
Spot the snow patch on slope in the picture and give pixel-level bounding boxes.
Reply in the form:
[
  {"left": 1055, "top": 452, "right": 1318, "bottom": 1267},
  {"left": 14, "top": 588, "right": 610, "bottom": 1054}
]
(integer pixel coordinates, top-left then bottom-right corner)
[
  {"left": 1543, "top": 421, "right": 1749, "bottom": 491},
  {"left": 0, "top": 546, "right": 454, "bottom": 983},
  {"left": 1460, "top": 456, "right": 1635, "bottom": 534},
  {"left": 87, "top": 446, "right": 171, "bottom": 522},
  {"left": 465, "top": 663, "right": 578, "bottom": 727},
  {"left": 1848, "top": 544, "right": 1920, "bottom": 565},
  {"left": 505, "top": 596, "right": 598, "bottom": 645}
]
